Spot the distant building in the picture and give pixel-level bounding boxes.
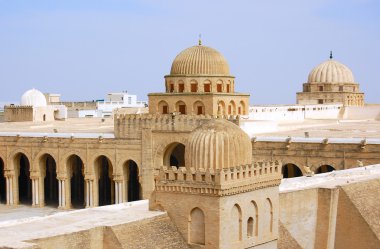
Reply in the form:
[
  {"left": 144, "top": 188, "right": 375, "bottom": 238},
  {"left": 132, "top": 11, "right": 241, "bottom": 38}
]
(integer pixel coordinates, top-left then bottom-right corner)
[
  {"left": 4, "top": 89, "right": 67, "bottom": 122},
  {"left": 296, "top": 53, "right": 364, "bottom": 106}
]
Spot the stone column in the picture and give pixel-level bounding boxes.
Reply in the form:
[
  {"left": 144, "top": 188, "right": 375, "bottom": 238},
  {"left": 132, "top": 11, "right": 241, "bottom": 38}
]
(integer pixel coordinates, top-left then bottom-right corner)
[
  {"left": 85, "top": 178, "right": 94, "bottom": 208},
  {"left": 31, "top": 177, "right": 39, "bottom": 206},
  {"left": 6, "top": 175, "right": 14, "bottom": 205},
  {"left": 57, "top": 177, "right": 67, "bottom": 209},
  {"left": 114, "top": 180, "right": 123, "bottom": 204}
]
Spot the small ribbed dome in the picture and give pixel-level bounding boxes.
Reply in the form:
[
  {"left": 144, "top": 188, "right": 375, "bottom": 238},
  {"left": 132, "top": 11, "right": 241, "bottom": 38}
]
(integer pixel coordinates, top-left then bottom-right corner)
[
  {"left": 170, "top": 45, "right": 230, "bottom": 76},
  {"left": 20, "top": 88, "right": 47, "bottom": 107},
  {"left": 308, "top": 59, "right": 355, "bottom": 83},
  {"left": 185, "top": 119, "right": 252, "bottom": 170}
]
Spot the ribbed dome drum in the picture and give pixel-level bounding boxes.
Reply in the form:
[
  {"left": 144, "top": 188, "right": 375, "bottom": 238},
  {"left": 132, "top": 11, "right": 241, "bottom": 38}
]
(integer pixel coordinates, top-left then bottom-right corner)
[
  {"left": 185, "top": 119, "right": 252, "bottom": 170},
  {"left": 170, "top": 45, "right": 230, "bottom": 76},
  {"left": 308, "top": 60, "right": 355, "bottom": 83}
]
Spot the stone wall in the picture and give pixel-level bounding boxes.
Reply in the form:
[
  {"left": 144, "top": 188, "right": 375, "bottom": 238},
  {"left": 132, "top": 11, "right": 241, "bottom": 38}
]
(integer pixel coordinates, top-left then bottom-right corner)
[
  {"left": 252, "top": 139, "right": 380, "bottom": 174},
  {"left": 25, "top": 214, "right": 189, "bottom": 249},
  {"left": 279, "top": 177, "right": 380, "bottom": 249}
]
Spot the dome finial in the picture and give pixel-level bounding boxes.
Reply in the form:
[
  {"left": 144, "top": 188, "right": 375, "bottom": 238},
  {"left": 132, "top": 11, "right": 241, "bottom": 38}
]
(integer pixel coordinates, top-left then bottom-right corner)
[
  {"left": 330, "top": 51, "right": 333, "bottom": 59},
  {"left": 198, "top": 34, "right": 202, "bottom": 46}
]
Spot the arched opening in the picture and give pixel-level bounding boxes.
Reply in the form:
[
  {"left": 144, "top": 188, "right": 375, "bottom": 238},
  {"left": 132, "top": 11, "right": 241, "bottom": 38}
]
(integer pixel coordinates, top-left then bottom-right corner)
[
  {"left": 158, "top": 100, "right": 169, "bottom": 115},
  {"left": 163, "top": 142, "right": 185, "bottom": 167},
  {"left": 68, "top": 155, "right": 85, "bottom": 208},
  {"left": 240, "top": 101, "right": 246, "bottom": 115},
  {"left": 265, "top": 198, "right": 274, "bottom": 233},
  {"left": 228, "top": 101, "right": 236, "bottom": 115},
  {"left": 40, "top": 154, "right": 58, "bottom": 207},
  {"left": 175, "top": 100, "right": 187, "bottom": 114},
  {"left": 123, "top": 160, "right": 141, "bottom": 202},
  {"left": 193, "top": 101, "right": 205, "bottom": 115},
  {"left": 218, "top": 100, "right": 226, "bottom": 115},
  {"left": 231, "top": 204, "right": 242, "bottom": 242},
  {"left": 95, "top": 156, "right": 114, "bottom": 206},
  {"left": 203, "top": 80, "right": 211, "bottom": 92},
  {"left": 316, "top": 165, "right": 335, "bottom": 174},
  {"left": 43, "top": 114, "right": 46, "bottom": 121},
  {"left": 247, "top": 217, "right": 254, "bottom": 237},
  {"left": 189, "top": 207, "right": 205, "bottom": 245},
  {"left": 251, "top": 201, "right": 259, "bottom": 237},
  {"left": 282, "top": 163, "right": 303, "bottom": 178},
  {"left": 15, "top": 153, "right": 32, "bottom": 205},
  {"left": 190, "top": 80, "right": 198, "bottom": 93},
  {"left": 0, "top": 158, "right": 6, "bottom": 204}
]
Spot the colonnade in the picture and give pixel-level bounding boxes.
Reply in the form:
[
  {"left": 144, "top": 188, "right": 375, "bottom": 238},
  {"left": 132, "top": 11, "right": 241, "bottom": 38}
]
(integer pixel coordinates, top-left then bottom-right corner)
[{"left": 0, "top": 154, "right": 141, "bottom": 209}]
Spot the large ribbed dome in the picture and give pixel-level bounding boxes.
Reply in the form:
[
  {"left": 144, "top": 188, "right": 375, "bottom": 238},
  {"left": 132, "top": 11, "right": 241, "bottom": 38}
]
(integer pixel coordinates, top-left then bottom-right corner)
[
  {"left": 170, "top": 45, "right": 230, "bottom": 76},
  {"left": 185, "top": 119, "right": 252, "bottom": 170},
  {"left": 308, "top": 59, "right": 355, "bottom": 83},
  {"left": 20, "top": 88, "right": 47, "bottom": 107}
]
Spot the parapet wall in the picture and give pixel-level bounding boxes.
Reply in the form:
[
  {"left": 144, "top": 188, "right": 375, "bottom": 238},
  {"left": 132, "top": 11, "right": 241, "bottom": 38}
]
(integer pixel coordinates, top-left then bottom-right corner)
[
  {"left": 155, "top": 161, "right": 282, "bottom": 197},
  {"left": 114, "top": 113, "right": 240, "bottom": 138},
  {"left": 249, "top": 104, "right": 342, "bottom": 121}
]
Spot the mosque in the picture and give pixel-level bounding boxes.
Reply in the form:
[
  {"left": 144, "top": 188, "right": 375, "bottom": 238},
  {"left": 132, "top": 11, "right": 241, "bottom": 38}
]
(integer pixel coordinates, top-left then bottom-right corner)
[{"left": 0, "top": 41, "right": 379, "bottom": 249}]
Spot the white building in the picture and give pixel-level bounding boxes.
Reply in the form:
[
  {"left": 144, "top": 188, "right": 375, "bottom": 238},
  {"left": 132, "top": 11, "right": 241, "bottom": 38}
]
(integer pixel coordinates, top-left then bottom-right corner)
[{"left": 69, "top": 92, "right": 147, "bottom": 118}]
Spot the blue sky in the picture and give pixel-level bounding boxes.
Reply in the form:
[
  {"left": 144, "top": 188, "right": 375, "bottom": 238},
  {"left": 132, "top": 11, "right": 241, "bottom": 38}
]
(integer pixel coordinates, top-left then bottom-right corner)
[{"left": 0, "top": 0, "right": 379, "bottom": 104}]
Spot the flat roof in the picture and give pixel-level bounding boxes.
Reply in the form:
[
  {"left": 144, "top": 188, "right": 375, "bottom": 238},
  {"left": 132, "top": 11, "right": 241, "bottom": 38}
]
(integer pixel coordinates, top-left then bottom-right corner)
[
  {"left": 0, "top": 118, "right": 114, "bottom": 136},
  {"left": 257, "top": 119, "right": 380, "bottom": 139}
]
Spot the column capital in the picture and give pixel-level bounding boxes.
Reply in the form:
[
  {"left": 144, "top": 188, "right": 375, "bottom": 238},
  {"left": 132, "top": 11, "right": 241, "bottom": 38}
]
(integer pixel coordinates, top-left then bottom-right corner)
[
  {"left": 113, "top": 174, "right": 123, "bottom": 182},
  {"left": 4, "top": 170, "right": 15, "bottom": 178},
  {"left": 85, "top": 175, "right": 95, "bottom": 181},
  {"left": 30, "top": 171, "right": 41, "bottom": 179}
]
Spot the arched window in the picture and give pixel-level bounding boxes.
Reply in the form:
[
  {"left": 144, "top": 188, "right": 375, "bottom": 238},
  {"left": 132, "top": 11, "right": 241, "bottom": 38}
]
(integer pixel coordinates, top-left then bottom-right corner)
[
  {"left": 178, "top": 80, "right": 185, "bottom": 93},
  {"left": 203, "top": 80, "right": 211, "bottom": 92},
  {"left": 175, "top": 101, "right": 187, "bottom": 114},
  {"left": 229, "top": 101, "right": 236, "bottom": 115},
  {"left": 240, "top": 101, "right": 246, "bottom": 115},
  {"left": 231, "top": 204, "right": 242, "bottom": 242},
  {"left": 190, "top": 80, "right": 198, "bottom": 93},
  {"left": 158, "top": 100, "right": 169, "bottom": 114},
  {"left": 189, "top": 207, "right": 205, "bottom": 245},
  {"left": 193, "top": 101, "right": 205, "bottom": 115},
  {"left": 282, "top": 163, "right": 303, "bottom": 178},
  {"left": 218, "top": 100, "right": 226, "bottom": 115}
]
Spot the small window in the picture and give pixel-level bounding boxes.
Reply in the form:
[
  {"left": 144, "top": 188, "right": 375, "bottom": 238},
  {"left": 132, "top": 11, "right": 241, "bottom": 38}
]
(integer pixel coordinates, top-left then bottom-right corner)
[
  {"left": 170, "top": 84, "right": 174, "bottom": 92},
  {"left": 179, "top": 84, "right": 185, "bottom": 93},
  {"left": 226, "top": 84, "right": 230, "bottom": 93},
  {"left": 128, "top": 97, "right": 132, "bottom": 104},
  {"left": 162, "top": 105, "right": 168, "bottom": 114},
  {"left": 191, "top": 84, "right": 198, "bottom": 92},
  {"left": 197, "top": 106, "right": 203, "bottom": 115},
  {"left": 339, "top": 86, "right": 343, "bottom": 92},
  {"left": 319, "top": 86, "right": 323, "bottom": 91},
  {"left": 179, "top": 105, "right": 186, "bottom": 114},
  {"left": 318, "top": 99, "right": 323, "bottom": 104},
  {"left": 217, "top": 84, "right": 222, "bottom": 92},
  {"left": 204, "top": 84, "right": 211, "bottom": 92}
]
